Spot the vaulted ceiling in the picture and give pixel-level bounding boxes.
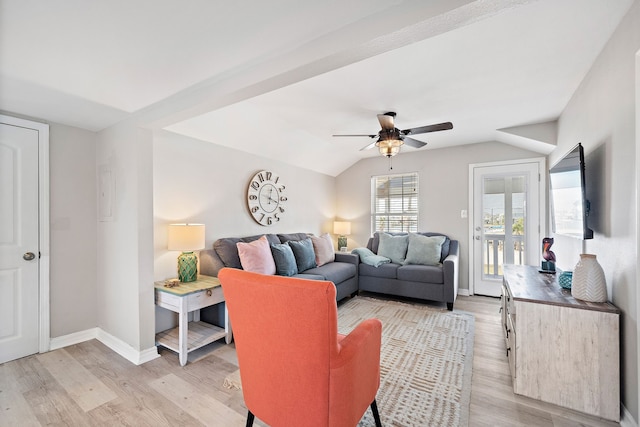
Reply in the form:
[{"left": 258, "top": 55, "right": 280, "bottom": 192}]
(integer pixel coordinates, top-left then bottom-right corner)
[{"left": 1, "top": 0, "right": 634, "bottom": 176}]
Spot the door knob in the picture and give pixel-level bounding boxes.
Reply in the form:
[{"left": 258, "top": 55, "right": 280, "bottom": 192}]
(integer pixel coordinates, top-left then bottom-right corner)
[{"left": 23, "top": 252, "right": 36, "bottom": 261}]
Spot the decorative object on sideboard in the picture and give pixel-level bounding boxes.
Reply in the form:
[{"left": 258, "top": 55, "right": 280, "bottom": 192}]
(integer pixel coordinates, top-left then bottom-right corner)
[
  {"left": 558, "top": 271, "right": 573, "bottom": 289},
  {"left": 334, "top": 221, "right": 351, "bottom": 252},
  {"left": 540, "top": 237, "right": 556, "bottom": 273},
  {"left": 571, "top": 254, "right": 607, "bottom": 302},
  {"left": 168, "top": 223, "right": 205, "bottom": 282}
]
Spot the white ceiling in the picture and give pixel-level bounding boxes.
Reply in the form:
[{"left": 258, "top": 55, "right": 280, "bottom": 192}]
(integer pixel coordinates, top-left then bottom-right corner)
[{"left": 1, "top": 0, "right": 634, "bottom": 176}]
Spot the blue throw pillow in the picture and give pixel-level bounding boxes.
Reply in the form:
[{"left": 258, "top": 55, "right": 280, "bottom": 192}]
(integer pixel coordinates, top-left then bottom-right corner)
[
  {"left": 270, "top": 243, "right": 298, "bottom": 276},
  {"left": 287, "top": 238, "right": 317, "bottom": 272},
  {"left": 403, "top": 233, "right": 446, "bottom": 266},
  {"left": 377, "top": 232, "right": 409, "bottom": 264}
]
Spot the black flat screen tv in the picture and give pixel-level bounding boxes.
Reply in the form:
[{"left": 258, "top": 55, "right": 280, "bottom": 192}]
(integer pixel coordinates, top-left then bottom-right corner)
[{"left": 549, "top": 143, "right": 593, "bottom": 239}]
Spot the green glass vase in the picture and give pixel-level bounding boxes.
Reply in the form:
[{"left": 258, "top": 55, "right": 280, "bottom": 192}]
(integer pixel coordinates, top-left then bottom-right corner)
[{"left": 177, "top": 251, "right": 198, "bottom": 282}]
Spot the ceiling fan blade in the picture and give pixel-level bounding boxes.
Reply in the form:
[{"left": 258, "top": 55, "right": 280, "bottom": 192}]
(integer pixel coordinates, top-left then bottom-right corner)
[
  {"left": 377, "top": 112, "right": 396, "bottom": 130},
  {"left": 359, "top": 140, "right": 377, "bottom": 151},
  {"left": 403, "top": 121, "right": 453, "bottom": 135},
  {"left": 332, "top": 134, "right": 377, "bottom": 138},
  {"left": 403, "top": 136, "right": 427, "bottom": 148}
]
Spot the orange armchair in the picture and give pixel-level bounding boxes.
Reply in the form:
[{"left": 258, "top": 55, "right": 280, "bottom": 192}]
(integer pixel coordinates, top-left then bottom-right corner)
[{"left": 218, "top": 268, "right": 382, "bottom": 427}]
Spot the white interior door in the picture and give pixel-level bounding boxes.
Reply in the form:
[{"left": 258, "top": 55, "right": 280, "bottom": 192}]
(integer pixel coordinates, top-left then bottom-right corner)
[
  {"left": 470, "top": 160, "right": 544, "bottom": 296},
  {"left": 0, "top": 122, "right": 41, "bottom": 363}
]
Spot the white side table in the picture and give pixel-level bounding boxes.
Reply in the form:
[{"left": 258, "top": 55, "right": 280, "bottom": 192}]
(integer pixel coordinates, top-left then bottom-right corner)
[{"left": 154, "top": 275, "right": 232, "bottom": 366}]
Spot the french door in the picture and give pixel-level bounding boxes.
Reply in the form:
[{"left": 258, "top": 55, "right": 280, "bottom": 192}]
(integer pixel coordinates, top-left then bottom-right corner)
[{"left": 470, "top": 159, "right": 545, "bottom": 296}]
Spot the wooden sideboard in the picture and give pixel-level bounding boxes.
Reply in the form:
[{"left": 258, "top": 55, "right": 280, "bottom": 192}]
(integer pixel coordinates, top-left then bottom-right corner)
[{"left": 501, "top": 264, "right": 620, "bottom": 422}]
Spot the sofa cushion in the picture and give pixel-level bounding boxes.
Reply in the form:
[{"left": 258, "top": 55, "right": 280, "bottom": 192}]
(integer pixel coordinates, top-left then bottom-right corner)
[
  {"left": 359, "top": 262, "right": 398, "bottom": 279},
  {"left": 351, "top": 247, "right": 391, "bottom": 267},
  {"left": 214, "top": 234, "right": 280, "bottom": 268},
  {"left": 278, "top": 232, "right": 310, "bottom": 243},
  {"left": 377, "top": 232, "right": 409, "bottom": 264},
  {"left": 397, "top": 264, "right": 444, "bottom": 283},
  {"left": 236, "top": 235, "right": 276, "bottom": 275},
  {"left": 403, "top": 233, "right": 446, "bottom": 266},
  {"left": 304, "top": 262, "right": 356, "bottom": 284},
  {"left": 270, "top": 243, "right": 298, "bottom": 276},
  {"left": 311, "top": 233, "right": 335, "bottom": 267},
  {"left": 287, "top": 238, "right": 317, "bottom": 272},
  {"left": 292, "top": 273, "right": 326, "bottom": 281}
]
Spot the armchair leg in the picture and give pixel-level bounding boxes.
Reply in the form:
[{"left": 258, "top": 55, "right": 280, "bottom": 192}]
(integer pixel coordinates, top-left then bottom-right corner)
[
  {"left": 370, "top": 400, "right": 382, "bottom": 427},
  {"left": 246, "top": 410, "right": 255, "bottom": 427},
  {"left": 447, "top": 302, "right": 453, "bottom": 311}
]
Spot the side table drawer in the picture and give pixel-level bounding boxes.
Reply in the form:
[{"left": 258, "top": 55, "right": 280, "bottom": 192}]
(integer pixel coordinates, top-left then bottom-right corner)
[{"left": 187, "top": 286, "right": 224, "bottom": 311}]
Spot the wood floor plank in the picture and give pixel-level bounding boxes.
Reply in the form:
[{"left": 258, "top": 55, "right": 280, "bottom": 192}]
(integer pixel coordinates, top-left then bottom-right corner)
[
  {"left": 0, "top": 388, "right": 41, "bottom": 426},
  {"left": 149, "top": 373, "right": 246, "bottom": 426},
  {"left": 37, "top": 348, "right": 118, "bottom": 412}
]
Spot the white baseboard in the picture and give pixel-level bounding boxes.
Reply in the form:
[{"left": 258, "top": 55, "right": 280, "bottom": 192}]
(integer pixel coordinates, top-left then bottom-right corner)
[
  {"left": 457, "top": 289, "right": 470, "bottom": 297},
  {"left": 49, "top": 328, "right": 159, "bottom": 365},
  {"left": 50, "top": 328, "right": 99, "bottom": 350},
  {"left": 621, "top": 403, "right": 638, "bottom": 427}
]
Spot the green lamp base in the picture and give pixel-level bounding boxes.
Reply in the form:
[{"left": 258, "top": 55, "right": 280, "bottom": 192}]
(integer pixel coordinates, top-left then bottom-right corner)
[
  {"left": 177, "top": 251, "right": 198, "bottom": 282},
  {"left": 338, "top": 236, "right": 348, "bottom": 251}
]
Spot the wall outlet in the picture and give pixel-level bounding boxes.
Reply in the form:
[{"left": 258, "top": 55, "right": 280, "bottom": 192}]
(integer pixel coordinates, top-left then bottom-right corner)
[{"left": 460, "top": 209, "right": 468, "bottom": 219}]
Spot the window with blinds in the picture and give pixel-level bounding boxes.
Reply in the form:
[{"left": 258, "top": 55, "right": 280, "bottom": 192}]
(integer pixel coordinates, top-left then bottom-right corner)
[{"left": 371, "top": 173, "right": 418, "bottom": 233}]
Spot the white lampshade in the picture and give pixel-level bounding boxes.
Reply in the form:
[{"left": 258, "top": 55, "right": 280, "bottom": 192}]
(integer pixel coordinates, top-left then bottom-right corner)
[
  {"left": 168, "top": 224, "right": 205, "bottom": 251},
  {"left": 333, "top": 221, "right": 351, "bottom": 236}
]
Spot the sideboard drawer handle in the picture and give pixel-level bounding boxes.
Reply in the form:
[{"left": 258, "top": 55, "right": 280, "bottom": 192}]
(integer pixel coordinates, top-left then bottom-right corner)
[{"left": 206, "top": 289, "right": 212, "bottom": 297}]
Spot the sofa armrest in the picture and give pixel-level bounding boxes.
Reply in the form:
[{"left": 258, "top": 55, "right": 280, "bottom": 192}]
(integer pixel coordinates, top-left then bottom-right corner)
[
  {"left": 334, "top": 252, "right": 358, "bottom": 266},
  {"left": 200, "top": 249, "right": 226, "bottom": 277},
  {"left": 443, "top": 240, "right": 459, "bottom": 306}
]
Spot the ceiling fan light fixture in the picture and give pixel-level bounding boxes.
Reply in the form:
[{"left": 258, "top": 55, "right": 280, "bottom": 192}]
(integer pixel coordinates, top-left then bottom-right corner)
[{"left": 376, "top": 138, "right": 403, "bottom": 157}]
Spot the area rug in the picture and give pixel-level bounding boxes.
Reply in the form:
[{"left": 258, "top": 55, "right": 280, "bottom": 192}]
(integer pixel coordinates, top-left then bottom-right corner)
[{"left": 224, "top": 296, "right": 474, "bottom": 427}]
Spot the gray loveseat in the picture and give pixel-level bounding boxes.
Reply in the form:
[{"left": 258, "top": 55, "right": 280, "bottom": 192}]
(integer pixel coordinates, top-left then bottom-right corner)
[
  {"left": 357, "top": 232, "right": 459, "bottom": 310},
  {"left": 199, "top": 232, "right": 359, "bottom": 301}
]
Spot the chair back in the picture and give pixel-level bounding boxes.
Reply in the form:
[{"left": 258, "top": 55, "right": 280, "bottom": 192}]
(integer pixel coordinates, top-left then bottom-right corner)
[{"left": 219, "top": 268, "right": 339, "bottom": 425}]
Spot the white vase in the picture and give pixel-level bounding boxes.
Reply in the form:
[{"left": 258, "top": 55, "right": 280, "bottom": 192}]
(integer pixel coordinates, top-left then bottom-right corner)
[{"left": 571, "top": 254, "right": 607, "bottom": 302}]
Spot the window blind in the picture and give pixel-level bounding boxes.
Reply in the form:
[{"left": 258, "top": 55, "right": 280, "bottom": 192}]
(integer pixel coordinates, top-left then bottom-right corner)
[{"left": 371, "top": 173, "right": 418, "bottom": 233}]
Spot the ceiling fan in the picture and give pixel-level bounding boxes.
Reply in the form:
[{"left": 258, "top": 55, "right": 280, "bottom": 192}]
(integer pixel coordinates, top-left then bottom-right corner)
[{"left": 333, "top": 112, "right": 453, "bottom": 158}]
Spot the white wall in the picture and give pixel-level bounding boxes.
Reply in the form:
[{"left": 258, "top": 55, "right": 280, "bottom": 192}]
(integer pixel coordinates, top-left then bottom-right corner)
[
  {"left": 552, "top": 1, "right": 639, "bottom": 420},
  {"left": 96, "top": 121, "right": 155, "bottom": 352},
  {"left": 335, "top": 141, "right": 540, "bottom": 292},
  {"left": 49, "top": 123, "right": 97, "bottom": 337},
  {"left": 153, "top": 130, "right": 337, "bottom": 282}
]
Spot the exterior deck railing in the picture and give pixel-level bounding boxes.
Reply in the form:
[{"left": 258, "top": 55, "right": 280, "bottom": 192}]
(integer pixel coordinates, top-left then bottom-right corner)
[{"left": 483, "top": 234, "right": 524, "bottom": 278}]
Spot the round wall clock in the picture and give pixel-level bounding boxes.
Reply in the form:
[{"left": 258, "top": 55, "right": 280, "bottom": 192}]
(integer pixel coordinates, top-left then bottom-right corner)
[{"left": 246, "top": 170, "right": 287, "bottom": 226}]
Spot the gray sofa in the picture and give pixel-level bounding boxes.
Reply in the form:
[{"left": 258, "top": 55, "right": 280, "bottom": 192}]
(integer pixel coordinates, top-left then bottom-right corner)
[
  {"left": 199, "top": 232, "right": 359, "bottom": 301},
  {"left": 357, "top": 232, "right": 459, "bottom": 310}
]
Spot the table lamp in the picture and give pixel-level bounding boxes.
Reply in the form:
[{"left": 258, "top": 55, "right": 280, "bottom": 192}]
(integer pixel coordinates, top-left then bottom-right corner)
[
  {"left": 333, "top": 221, "right": 351, "bottom": 252},
  {"left": 168, "top": 223, "right": 205, "bottom": 282}
]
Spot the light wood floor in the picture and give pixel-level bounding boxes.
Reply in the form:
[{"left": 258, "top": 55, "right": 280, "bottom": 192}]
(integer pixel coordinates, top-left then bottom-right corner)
[{"left": 0, "top": 295, "right": 620, "bottom": 426}]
